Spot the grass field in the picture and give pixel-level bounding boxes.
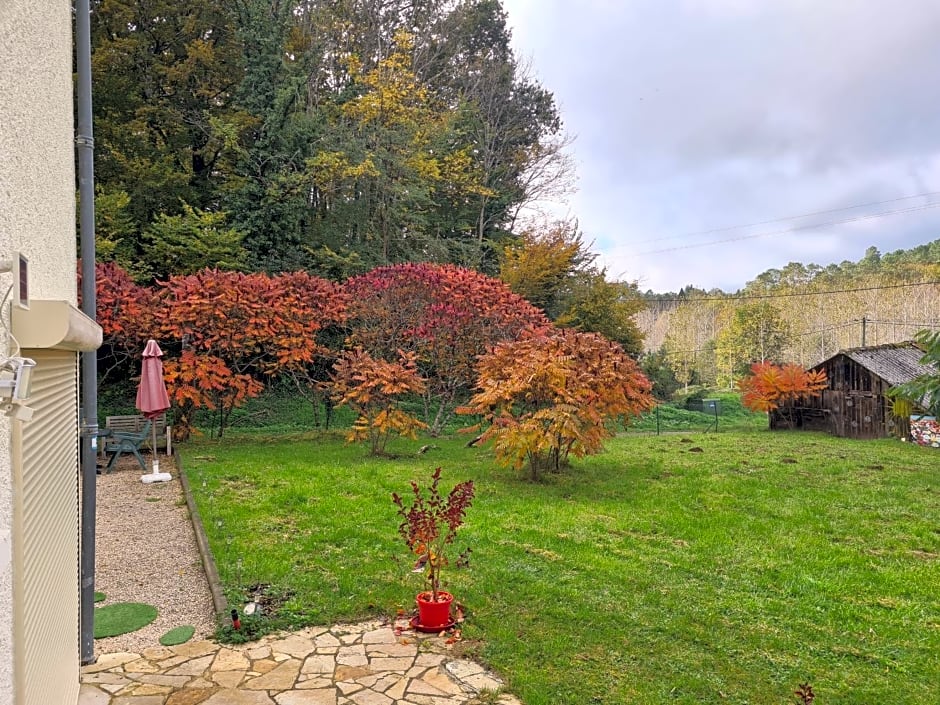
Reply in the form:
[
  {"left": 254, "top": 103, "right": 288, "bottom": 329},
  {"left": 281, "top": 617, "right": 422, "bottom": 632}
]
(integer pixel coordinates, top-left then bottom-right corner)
[{"left": 182, "top": 428, "right": 939, "bottom": 704}]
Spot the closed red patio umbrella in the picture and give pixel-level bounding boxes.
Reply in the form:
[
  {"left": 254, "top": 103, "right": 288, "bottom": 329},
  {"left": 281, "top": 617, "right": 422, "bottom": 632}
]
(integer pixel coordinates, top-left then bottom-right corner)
[{"left": 136, "top": 339, "right": 171, "bottom": 478}]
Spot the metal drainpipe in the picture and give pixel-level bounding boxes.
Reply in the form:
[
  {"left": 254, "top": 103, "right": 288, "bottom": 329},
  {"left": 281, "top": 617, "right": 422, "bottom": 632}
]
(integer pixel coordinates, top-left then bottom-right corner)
[{"left": 75, "top": 0, "right": 99, "bottom": 665}]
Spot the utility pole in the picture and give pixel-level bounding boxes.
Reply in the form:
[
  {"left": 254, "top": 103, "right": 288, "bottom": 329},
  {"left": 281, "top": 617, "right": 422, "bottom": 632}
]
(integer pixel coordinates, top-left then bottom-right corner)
[{"left": 861, "top": 317, "right": 867, "bottom": 347}]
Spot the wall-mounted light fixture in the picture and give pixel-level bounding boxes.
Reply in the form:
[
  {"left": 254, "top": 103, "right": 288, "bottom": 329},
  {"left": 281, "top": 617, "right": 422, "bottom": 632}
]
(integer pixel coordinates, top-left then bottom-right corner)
[{"left": 0, "top": 357, "right": 36, "bottom": 421}]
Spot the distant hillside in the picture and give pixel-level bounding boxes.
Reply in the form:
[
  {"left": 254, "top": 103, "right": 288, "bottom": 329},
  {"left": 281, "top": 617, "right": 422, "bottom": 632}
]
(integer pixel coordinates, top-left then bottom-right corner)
[{"left": 636, "top": 239, "right": 940, "bottom": 386}]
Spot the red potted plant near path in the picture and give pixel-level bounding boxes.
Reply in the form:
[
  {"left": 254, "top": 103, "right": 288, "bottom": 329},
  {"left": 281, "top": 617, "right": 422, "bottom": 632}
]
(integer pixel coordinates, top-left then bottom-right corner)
[{"left": 393, "top": 467, "right": 475, "bottom": 631}]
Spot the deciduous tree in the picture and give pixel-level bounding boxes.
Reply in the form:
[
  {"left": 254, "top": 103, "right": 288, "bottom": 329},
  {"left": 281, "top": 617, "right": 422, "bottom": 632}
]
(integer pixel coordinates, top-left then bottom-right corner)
[
  {"left": 715, "top": 302, "right": 791, "bottom": 386},
  {"left": 330, "top": 348, "right": 427, "bottom": 455},
  {"left": 155, "top": 268, "right": 347, "bottom": 437},
  {"left": 345, "top": 263, "right": 548, "bottom": 434},
  {"left": 459, "top": 328, "right": 654, "bottom": 479},
  {"left": 88, "top": 261, "right": 160, "bottom": 382},
  {"left": 737, "top": 361, "right": 827, "bottom": 428}
]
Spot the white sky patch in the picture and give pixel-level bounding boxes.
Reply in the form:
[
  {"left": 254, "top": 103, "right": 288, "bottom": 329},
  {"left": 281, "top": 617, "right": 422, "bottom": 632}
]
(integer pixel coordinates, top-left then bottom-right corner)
[{"left": 501, "top": 0, "right": 940, "bottom": 291}]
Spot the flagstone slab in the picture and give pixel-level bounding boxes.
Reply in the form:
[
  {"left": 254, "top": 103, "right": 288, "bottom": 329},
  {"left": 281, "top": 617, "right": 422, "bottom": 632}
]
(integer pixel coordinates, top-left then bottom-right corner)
[
  {"left": 371, "top": 674, "right": 401, "bottom": 692},
  {"left": 384, "top": 678, "right": 408, "bottom": 700},
  {"left": 78, "top": 684, "right": 111, "bottom": 705},
  {"left": 274, "top": 690, "right": 338, "bottom": 705},
  {"left": 137, "top": 675, "right": 194, "bottom": 688},
  {"left": 405, "top": 695, "right": 465, "bottom": 705},
  {"left": 242, "top": 658, "right": 302, "bottom": 690},
  {"left": 142, "top": 646, "right": 175, "bottom": 661},
  {"left": 361, "top": 629, "right": 397, "bottom": 645},
  {"left": 406, "top": 678, "right": 450, "bottom": 697},
  {"left": 211, "top": 669, "right": 247, "bottom": 688},
  {"left": 112, "top": 695, "right": 164, "bottom": 705},
  {"left": 462, "top": 672, "right": 503, "bottom": 693},
  {"left": 365, "top": 642, "right": 417, "bottom": 658},
  {"left": 336, "top": 681, "right": 364, "bottom": 696},
  {"left": 253, "top": 658, "right": 280, "bottom": 674},
  {"left": 334, "top": 665, "right": 372, "bottom": 682},
  {"left": 443, "top": 660, "right": 484, "bottom": 680},
  {"left": 126, "top": 684, "right": 173, "bottom": 696},
  {"left": 296, "top": 677, "right": 332, "bottom": 690},
  {"left": 166, "top": 688, "right": 219, "bottom": 705},
  {"left": 302, "top": 653, "right": 337, "bottom": 674},
  {"left": 124, "top": 659, "right": 160, "bottom": 674},
  {"left": 84, "top": 672, "right": 133, "bottom": 685},
  {"left": 414, "top": 653, "right": 447, "bottom": 668},
  {"left": 314, "top": 632, "right": 341, "bottom": 649},
  {"left": 247, "top": 645, "right": 272, "bottom": 660},
  {"left": 212, "top": 647, "right": 250, "bottom": 672},
  {"left": 270, "top": 634, "right": 317, "bottom": 659},
  {"left": 417, "top": 670, "right": 465, "bottom": 696},
  {"left": 167, "top": 654, "right": 215, "bottom": 676},
  {"left": 185, "top": 678, "right": 216, "bottom": 689},
  {"left": 202, "top": 689, "right": 276, "bottom": 705},
  {"left": 348, "top": 689, "right": 393, "bottom": 705},
  {"left": 83, "top": 652, "right": 140, "bottom": 673},
  {"left": 368, "top": 656, "right": 415, "bottom": 672},
  {"left": 172, "top": 641, "right": 219, "bottom": 659}
]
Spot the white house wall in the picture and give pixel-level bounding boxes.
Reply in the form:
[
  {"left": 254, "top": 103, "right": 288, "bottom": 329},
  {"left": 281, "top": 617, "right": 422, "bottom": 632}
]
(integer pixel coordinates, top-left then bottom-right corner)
[{"left": 0, "top": 0, "right": 80, "bottom": 703}]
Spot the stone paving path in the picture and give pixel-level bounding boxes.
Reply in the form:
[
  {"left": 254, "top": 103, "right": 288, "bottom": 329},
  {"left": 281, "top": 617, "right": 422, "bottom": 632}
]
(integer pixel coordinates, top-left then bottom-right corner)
[{"left": 79, "top": 618, "right": 521, "bottom": 705}]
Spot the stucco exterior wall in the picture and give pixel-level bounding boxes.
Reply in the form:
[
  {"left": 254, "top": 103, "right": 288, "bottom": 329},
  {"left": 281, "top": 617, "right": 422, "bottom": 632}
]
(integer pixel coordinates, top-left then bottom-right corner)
[{"left": 0, "top": 0, "right": 78, "bottom": 702}]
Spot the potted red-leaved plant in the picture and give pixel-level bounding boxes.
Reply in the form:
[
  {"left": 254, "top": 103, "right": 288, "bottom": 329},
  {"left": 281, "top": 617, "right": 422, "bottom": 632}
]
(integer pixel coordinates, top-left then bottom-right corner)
[{"left": 393, "top": 467, "right": 474, "bottom": 631}]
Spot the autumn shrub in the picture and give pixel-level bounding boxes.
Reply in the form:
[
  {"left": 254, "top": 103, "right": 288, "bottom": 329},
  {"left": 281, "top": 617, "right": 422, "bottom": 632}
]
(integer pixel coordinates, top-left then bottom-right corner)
[
  {"left": 459, "top": 328, "right": 654, "bottom": 479},
  {"left": 93, "top": 263, "right": 349, "bottom": 439},
  {"left": 737, "top": 361, "right": 828, "bottom": 428},
  {"left": 344, "top": 263, "right": 548, "bottom": 435},
  {"left": 392, "top": 467, "right": 474, "bottom": 601},
  {"left": 329, "top": 348, "right": 427, "bottom": 455}
]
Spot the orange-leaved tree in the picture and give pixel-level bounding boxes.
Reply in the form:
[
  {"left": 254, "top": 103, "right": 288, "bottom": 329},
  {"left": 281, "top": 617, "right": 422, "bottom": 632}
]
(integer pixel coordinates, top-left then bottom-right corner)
[
  {"left": 86, "top": 261, "right": 160, "bottom": 383},
  {"left": 738, "top": 361, "right": 828, "bottom": 428},
  {"left": 156, "top": 269, "right": 347, "bottom": 438},
  {"left": 330, "top": 348, "right": 427, "bottom": 456},
  {"left": 345, "top": 263, "right": 548, "bottom": 435},
  {"left": 458, "top": 328, "right": 654, "bottom": 479}
]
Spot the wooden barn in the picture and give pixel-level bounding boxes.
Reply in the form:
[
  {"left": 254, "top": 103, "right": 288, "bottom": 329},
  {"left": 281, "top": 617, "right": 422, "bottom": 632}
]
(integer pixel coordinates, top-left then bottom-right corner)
[{"left": 771, "top": 342, "right": 937, "bottom": 439}]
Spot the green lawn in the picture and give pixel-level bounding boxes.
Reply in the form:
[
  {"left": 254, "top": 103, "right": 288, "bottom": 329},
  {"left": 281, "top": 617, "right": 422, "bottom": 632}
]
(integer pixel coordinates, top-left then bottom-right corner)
[{"left": 182, "top": 429, "right": 939, "bottom": 704}]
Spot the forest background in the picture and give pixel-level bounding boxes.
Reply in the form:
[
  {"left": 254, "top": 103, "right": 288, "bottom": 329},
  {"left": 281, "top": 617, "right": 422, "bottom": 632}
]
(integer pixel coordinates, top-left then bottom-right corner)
[{"left": 88, "top": 0, "right": 940, "bottom": 410}]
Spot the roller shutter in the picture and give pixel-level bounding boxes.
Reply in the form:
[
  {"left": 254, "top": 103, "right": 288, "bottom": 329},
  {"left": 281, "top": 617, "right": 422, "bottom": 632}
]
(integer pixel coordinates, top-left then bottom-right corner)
[{"left": 12, "top": 349, "right": 79, "bottom": 705}]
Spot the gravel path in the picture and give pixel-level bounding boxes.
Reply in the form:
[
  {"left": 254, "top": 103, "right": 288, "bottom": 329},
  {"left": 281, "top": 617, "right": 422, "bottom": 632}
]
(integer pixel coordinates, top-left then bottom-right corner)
[{"left": 93, "top": 452, "right": 216, "bottom": 655}]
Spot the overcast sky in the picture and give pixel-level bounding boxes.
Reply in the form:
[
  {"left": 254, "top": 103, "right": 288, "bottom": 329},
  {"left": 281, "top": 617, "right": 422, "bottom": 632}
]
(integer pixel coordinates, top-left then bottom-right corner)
[{"left": 499, "top": 0, "right": 940, "bottom": 293}]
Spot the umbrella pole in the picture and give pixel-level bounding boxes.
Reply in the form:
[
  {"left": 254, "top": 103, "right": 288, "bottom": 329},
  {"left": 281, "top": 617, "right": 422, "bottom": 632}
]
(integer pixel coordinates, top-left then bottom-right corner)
[{"left": 151, "top": 422, "right": 159, "bottom": 474}]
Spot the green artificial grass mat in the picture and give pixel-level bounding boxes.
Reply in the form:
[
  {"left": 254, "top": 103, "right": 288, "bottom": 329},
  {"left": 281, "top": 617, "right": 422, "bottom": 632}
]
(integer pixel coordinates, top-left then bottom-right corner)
[
  {"left": 94, "top": 591, "right": 106, "bottom": 603},
  {"left": 94, "top": 602, "right": 158, "bottom": 639},
  {"left": 159, "top": 625, "right": 196, "bottom": 646}
]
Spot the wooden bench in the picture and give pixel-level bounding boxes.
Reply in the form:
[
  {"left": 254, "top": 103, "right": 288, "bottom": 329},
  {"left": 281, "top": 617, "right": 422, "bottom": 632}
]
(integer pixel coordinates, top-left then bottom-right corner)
[{"left": 105, "top": 414, "right": 169, "bottom": 451}]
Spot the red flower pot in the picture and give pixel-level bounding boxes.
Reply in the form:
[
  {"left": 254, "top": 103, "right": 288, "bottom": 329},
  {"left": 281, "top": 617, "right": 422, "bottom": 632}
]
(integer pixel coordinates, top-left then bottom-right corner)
[{"left": 415, "top": 590, "right": 454, "bottom": 629}]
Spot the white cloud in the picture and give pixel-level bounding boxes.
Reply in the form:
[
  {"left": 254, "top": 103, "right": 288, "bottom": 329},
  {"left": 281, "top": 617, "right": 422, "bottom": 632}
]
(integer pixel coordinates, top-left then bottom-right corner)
[{"left": 501, "top": 0, "right": 940, "bottom": 291}]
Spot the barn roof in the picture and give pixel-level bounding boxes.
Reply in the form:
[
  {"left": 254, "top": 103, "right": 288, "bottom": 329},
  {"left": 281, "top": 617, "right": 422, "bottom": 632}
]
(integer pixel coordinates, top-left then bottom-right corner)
[{"left": 813, "top": 342, "right": 937, "bottom": 386}]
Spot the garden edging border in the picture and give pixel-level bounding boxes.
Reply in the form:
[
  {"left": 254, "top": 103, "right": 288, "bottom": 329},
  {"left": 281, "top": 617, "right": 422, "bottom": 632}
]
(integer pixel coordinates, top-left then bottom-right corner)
[{"left": 176, "top": 449, "right": 228, "bottom": 617}]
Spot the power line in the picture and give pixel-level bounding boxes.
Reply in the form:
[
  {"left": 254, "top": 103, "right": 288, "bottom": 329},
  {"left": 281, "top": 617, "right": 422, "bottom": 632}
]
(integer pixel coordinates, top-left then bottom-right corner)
[
  {"left": 634, "top": 201, "right": 940, "bottom": 256},
  {"left": 647, "top": 279, "right": 940, "bottom": 304},
  {"left": 631, "top": 189, "right": 940, "bottom": 246},
  {"left": 865, "top": 319, "right": 940, "bottom": 328},
  {"left": 795, "top": 321, "right": 860, "bottom": 338}
]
